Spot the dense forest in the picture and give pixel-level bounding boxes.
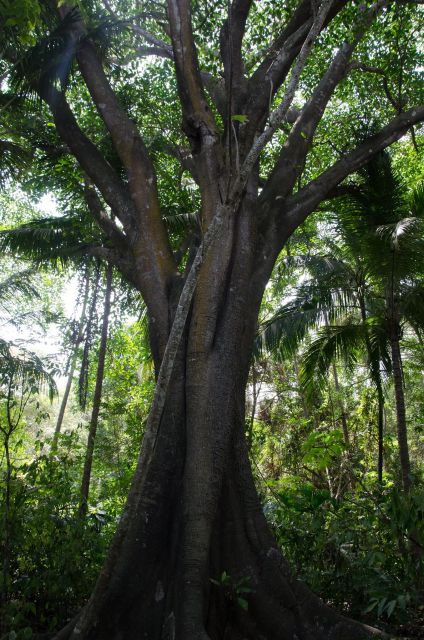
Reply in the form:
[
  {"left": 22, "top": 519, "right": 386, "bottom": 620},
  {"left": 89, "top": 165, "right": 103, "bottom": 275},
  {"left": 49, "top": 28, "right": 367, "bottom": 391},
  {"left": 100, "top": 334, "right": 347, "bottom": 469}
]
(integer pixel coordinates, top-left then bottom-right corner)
[{"left": 0, "top": 0, "right": 423, "bottom": 638}]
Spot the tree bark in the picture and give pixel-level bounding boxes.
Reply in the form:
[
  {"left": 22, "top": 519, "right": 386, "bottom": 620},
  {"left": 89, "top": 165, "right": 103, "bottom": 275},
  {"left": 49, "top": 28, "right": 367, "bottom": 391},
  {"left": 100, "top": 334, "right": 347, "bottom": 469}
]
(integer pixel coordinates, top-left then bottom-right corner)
[
  {"left": 39, "top": 2, "right": 424, "bottom": 635},
  {"left": 53, "top": 200, "right": 388, "bottom": 640},
  {"left": 79, "top": 264, "right": 113, "bottom": 517}
]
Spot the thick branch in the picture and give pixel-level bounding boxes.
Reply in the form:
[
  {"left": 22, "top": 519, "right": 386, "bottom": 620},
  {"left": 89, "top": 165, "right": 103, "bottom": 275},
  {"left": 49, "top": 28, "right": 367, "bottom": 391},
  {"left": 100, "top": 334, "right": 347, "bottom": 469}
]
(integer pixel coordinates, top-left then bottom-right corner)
[
  {"left": 260, "top": 0, "right": 390, "bottom": 212},
  {"left": 74, "top": 46, "right": 178, "bottom": 328},
  {"left": 55, "top": 5, "right": 176, "bottom": 287},
  {"left": 286, "top": 105, "right": 424, "bottom": 226},
  {"left": 83, "top": 182, "right": 129, "bottom": 252},
  {"left": 261, "top": 42, "right": 354, "bottom": 207},
  {"left": 219, "top": 0, "right": 253, "bottom": 102},
  {"left": 167, "top": 0, "right": 218, "bottom": 149},
  {"left": 85, "top": 246, "right": 140, "bottom": 291},
  {"left": 76, "top": 42, "right": 169, "bottom": 229},
  {"left": 246, "top": 0, "right": 348, "bottom": 134},
  {"left": 42, "top": 87, "right": 134, "bottom": 231},
  {"left": 238, "top": 0, "right": 335, "bottom": 187},
  {"left": 130, "top": 25, "right": 173, "bottom": 58}
]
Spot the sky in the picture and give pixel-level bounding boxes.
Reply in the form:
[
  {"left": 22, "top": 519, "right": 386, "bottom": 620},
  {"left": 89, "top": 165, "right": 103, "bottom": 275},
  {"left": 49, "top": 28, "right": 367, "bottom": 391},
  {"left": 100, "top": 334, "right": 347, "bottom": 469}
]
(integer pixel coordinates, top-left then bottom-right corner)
[{"left": 1, "top": 193, "right": 79, "bottom": 389}]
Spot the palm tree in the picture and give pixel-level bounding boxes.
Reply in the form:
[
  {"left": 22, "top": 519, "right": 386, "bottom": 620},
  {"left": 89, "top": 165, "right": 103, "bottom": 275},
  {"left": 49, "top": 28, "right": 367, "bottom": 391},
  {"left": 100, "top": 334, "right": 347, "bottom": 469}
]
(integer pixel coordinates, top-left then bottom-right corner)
[
  {"left": 332, "top": 153, "right": 424, "bottom": 492},
  {"left": 79, "top": 262, "right": 113, "bottom": 517},
  {"left": 256, "top": 250, "right": 391, "bottom": 481},
  {"left": 258, "top": 151, "right": 424, "bottom": 489}
]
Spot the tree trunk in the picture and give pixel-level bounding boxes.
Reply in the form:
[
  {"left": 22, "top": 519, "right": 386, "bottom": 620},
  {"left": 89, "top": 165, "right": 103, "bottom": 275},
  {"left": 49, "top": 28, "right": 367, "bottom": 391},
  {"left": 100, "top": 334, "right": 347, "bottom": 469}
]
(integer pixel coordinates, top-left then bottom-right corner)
[
  {"left": 358, "top": 292, "right": 385, "bottom": 482},
  {"left": 389, "top": 326, "right": 411, "bottom": 493},
  {"left": 331, "top": 362, "right": 349, "bottom": 446},
  {"left": 376, "top": 382, "right": 384, "bottom": 484},
  {"left": 53, "top": 271, "right": 91, "bottom": 448},
  {"left": 55, "top": 203, "right": 387, "bottom": 640},
  {"left": 79, "top": 264, "right": 113, "bottom": 517}
]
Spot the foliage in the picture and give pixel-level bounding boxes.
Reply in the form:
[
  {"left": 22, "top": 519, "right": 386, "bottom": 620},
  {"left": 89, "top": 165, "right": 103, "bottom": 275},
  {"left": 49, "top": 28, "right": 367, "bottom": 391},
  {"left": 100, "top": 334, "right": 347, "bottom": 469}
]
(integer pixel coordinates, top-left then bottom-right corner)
[
  {"left": 265, "top": 478, "right": 424, "bottom": 625},
  {"left": 0, "top": 0, "right": 423, "bottom": 635}
]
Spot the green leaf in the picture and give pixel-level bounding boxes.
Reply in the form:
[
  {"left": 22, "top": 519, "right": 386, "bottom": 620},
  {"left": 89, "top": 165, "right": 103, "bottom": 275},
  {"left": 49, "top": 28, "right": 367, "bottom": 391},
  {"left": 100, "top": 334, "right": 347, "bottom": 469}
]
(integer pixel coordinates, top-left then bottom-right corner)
[
  {"left": 237, "top": 597, "right": 248, "bottom": 611},
  {"left": 364, "top": 599, "right": 378, "bottom": 614},
  {"left": 231, "top": 114, "right": 249, "bottom": 124},
  {"left": 386, "top": 600, "right": 397, "bottom": 618}
]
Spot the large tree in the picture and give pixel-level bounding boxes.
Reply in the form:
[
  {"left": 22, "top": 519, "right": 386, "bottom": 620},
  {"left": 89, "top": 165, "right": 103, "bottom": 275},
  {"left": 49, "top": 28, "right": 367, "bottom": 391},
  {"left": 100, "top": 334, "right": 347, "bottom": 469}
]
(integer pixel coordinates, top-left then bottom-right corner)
[{"left": 2, "top": 0, "right": 424, "bottom": 638}]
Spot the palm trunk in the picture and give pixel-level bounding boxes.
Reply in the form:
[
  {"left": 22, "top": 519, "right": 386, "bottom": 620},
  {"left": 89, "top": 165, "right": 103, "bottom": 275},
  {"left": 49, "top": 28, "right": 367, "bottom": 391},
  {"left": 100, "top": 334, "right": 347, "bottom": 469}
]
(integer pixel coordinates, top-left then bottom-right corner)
[
  {"left": 387, "top": 246, "right": 411, "bottom": 493},
  {"left": 53, "top": 272, "right": 90, "bottom": 448},
  {"left": 322, "top": 311, "right": 349, "bottom": 446},
  {"left": 331, "top": 362, "right": 349, "bottom": 446},
  {"left": 78, "top": 264, "right": 113, "bottom": 517},
  {"left": 358, "top": 292, "right": 385, "bottom": 482},
  {"left": 1, "top": 433, "right": 12, "bottom": 619},
  {"left": 390, "top": 325, "right": 411, "bottom": 492},
  {"left": 376, "top": 382, "right": 384, "bottom": 483}
]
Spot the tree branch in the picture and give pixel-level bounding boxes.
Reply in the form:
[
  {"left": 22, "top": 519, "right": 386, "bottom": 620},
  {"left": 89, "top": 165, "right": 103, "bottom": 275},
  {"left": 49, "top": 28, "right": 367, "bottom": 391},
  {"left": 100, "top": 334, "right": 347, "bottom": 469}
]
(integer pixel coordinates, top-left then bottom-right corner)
[
  {"left": 246, "top": 0, "right": 348, "bottom": 134},
  {"left": 238, "top": 0, "right": 335, "bottom": 187},
  {"left": 219, "top": 0, "right": 253, "bottom": 101},
  {"left": 286, "top": 105, "right": 424, "bottom": 227},
  {"left": 41, "top": 87, "right": 134, "bottom": 232},
  {"left": 350, "top": 62, "right": 402, "bottom": 112},
  {"left": 260, "top": 0, "right": 390, "bottom": 212},
  {"left": 167, "top": 0, "right": 218, "bottom": 150},
  {"left": 130, "top": 24, "right": 173, "bottom": 58},
  {"left": 83, "top": 181, "right": 129, "bottom": 252}
]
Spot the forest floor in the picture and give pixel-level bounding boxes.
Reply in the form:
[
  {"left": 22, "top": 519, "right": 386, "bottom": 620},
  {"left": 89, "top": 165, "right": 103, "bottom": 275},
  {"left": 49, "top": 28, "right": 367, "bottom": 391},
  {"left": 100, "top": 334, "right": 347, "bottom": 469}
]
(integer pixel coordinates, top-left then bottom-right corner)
[{"left": 386, "top": 610, "right": 424, "bottom": 639}]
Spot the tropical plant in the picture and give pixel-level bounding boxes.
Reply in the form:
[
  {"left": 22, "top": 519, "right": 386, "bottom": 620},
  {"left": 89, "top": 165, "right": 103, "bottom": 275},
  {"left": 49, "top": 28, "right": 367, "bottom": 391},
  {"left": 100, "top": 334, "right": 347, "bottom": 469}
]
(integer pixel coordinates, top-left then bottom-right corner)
[
  {"left": 0, "top": 337, "right": 56, "bottom": 623},
  {"left": 258, "top": 152, "right": 424, "bottom": 490},
  {"left": 0, "top": 0, "right": 423, "bottom": 637}
]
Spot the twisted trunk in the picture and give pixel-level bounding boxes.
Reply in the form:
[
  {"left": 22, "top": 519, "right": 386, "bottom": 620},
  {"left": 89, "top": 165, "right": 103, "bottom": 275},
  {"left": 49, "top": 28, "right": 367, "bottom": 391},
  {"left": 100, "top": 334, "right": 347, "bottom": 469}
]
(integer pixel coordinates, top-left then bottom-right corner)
[{"left": 54, "top": 200, "right": 387, "bottom": 640}]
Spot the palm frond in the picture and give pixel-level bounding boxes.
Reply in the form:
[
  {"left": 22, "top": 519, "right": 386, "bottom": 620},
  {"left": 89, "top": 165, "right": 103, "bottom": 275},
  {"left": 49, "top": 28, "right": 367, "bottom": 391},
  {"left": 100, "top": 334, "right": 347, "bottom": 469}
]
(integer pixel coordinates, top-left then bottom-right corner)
[
  {"left": 0, "top": 337, "right": 57, "bottom": 401},
  {"left": 0, "top": 269, "right": 39, "bottom": 308},
  {"left": 410, "top": 182, "right": 424, "bottom": 219},
  {"left": 376, "top": 217, "right": 423, "bottom": 249},
  {"left": 300, "top": 321, "right": 364, "bottom": 392},
  {"left": 255, "top": 276, "right": 358, "bottom": 360},
  {"left": 0, "top": 139, "right": 30, "bottom": 183},
  {"left": 10, "top": 8, "right": 81, "bottom": 99},
  {"left": 332, "top": 149, "right": 408, "bottom": 260},
  {"left": 0, "top": 212, "right": 104, "bottom": 266},
  {"left": 401, "top": 282, "right": 424, "bottom": 332},
  {"left": 164, "top": 211, "right": 199, "bottom": 233}
]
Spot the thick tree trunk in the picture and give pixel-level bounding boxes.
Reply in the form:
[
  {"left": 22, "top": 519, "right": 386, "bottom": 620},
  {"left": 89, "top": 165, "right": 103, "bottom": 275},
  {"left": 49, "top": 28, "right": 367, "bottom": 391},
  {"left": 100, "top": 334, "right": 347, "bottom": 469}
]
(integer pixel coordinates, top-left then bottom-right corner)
[
  {"left": 54, "top": 205, "right": 388, "bottom": 640},
  {"left": 59, "top": 355, "right": 386, "bottom": 640}
]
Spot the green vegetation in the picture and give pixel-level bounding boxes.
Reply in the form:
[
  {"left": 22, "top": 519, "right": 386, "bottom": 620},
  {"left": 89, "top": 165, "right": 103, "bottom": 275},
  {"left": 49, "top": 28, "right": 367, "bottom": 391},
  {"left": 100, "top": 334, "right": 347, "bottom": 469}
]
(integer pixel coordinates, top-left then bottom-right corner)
[{"left": 0, "top": 0, "right": 423, "bottom": 638}]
